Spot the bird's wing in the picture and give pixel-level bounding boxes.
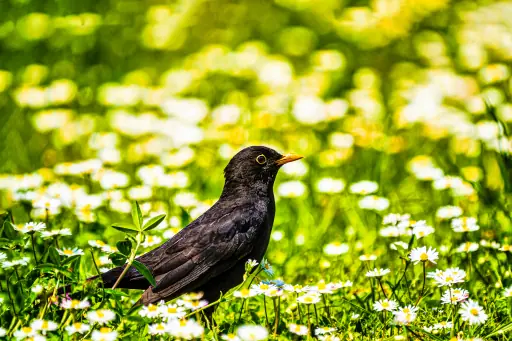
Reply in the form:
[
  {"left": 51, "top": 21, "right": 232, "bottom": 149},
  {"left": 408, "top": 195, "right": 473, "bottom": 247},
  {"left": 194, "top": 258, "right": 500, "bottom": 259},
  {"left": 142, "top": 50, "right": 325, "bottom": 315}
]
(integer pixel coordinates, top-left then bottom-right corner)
[{"left": 147, "top": 204, "right": 262, "bottom": 296}]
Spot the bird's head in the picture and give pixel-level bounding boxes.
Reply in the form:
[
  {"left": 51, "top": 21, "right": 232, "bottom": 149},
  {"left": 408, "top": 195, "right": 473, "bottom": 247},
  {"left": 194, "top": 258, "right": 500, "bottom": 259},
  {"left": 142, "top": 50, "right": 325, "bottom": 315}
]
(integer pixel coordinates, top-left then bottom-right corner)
[{"left": 223, "top": 146, "right": 302, "bottom": 192}]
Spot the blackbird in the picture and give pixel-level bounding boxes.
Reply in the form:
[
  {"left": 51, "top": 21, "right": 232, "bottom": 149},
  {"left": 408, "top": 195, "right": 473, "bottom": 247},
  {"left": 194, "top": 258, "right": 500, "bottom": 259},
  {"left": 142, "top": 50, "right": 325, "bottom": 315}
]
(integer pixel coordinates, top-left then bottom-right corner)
[{"left": 99, "top": 146, "right": 302, "bottom": 307}]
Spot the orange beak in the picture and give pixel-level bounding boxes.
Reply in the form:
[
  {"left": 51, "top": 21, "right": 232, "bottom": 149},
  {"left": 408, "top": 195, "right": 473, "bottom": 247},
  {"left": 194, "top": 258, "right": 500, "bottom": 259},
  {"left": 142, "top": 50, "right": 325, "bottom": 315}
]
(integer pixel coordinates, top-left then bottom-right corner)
[{"left": 275, "top": 153, "right": 303, "bottom": 166}]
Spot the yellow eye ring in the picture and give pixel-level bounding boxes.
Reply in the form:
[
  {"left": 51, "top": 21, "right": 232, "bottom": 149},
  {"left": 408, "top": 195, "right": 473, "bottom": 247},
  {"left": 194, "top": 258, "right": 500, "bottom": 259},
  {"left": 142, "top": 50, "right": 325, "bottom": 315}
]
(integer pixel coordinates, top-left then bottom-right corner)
[{"left": 256, "top": 154, "right": 267, "bottom": 164}]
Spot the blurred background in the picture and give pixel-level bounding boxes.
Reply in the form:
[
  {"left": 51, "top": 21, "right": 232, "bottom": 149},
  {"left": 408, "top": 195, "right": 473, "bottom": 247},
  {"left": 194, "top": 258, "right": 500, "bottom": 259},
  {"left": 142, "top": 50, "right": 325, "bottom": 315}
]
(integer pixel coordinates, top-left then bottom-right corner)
[
  {"left": 1, "top": 0, "right": 512, "bottom": 276},
  {"left": 1, "top": 0, "right": 511, "bottom": 172}
]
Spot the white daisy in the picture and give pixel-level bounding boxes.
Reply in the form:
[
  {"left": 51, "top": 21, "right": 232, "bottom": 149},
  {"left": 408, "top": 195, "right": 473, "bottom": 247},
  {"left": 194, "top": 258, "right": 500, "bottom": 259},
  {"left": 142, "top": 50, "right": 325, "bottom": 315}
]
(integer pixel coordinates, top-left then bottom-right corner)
[
  {"left": 60, "top": 298, "right": 90, "bottom": 310},
  {"left": 316, "top": 178, "right": 345, "bottom": 194},
  {"left": 373, "top": 299, "right": 398, "bottom": 312},
  {"left": 440, "top": 288, "right": 469, "bottom": 304},
  {"left": 323, "top": 242, "right": 349, "bottom": 256},
  {"left": 429, "top": 268, "right": 466, "bottom": 286},
  {"left": 451, "top": 217, "right": 479, "bottom": 232},
  {"left": 436, "top": 206, "right": 463, "bottom": 220},
  {"left": 13, "top": 326, "right": 37, "bottom": 339},
  {"left": 392, "top": 305, "right": 418, "bottom": 325},
  {"left": 236, "top": 325, "right": 269, "bottom": 341},
  {"left": 15, "top": 222, "right": 46, "bottom": 234},
  {"left": 91, "top": 327, "right": 118, "bottom": 341},
  {"left": 459, "top": 300, "right": 488, "bottom": 325},
  {"left": 30, "top": 319, "right": 58, "bottom": 334},
  {"left": 315, "top": 327, "right": 336, "bottom": 335},
  {"left": 358, "top": 195, "right": 389, "bottom": 211},
  {"left": 432, "top": 321, "right": 453, "bottom": 330},
  {"left": 297, "top": 292, "right": 321, "bottom": 304},
  {"left": 456, "top": 242, "right": 479, "bottom": 253},
  {"left": 233, "top": 288, "right": 259, "bottom": 298},
  {"left": 86, "top": 309, "right": 116, "bottom": 325},
  {"left": 411, "top": 221, "right": 435, "bottom": 239},
  {"left": 359, "top": 254, "right": 378, "bottom": 261},
  {"left": 349, "top": 181, "right": 379, "bottom": 194},
  {"left": 221, "top": 333, "right": 241, "bottom": 341},
  {"left": 148, "top": 323, "right": 168, "bottom": 335},
  {"left": 65, "top": 322, "right": 90, "bottom": 335},
  {"left": 139, "top": 304, "right": 161, "bottom": 318},
  {"left": 289, "top": 324, "right": 308, "bottom": 336},
  {"left": 365, "top": 268, "right": 391, "bottom": 277},
  {"left": 57, "top": 247, "right": 85, "bottom": 257},
  {"left": 409, "top": 246, "right": 439, "bottom": 265},
  {"left": 158, "top": 303, "right": 186, "bottom": 320}
]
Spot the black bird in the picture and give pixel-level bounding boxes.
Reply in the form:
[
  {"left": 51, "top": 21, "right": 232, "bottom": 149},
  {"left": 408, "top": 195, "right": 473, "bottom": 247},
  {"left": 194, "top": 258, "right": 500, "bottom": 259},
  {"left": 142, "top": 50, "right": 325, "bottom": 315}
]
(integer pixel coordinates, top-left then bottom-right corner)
[{"left": 99, "top": 146, "right": 302, "bottom": 307}]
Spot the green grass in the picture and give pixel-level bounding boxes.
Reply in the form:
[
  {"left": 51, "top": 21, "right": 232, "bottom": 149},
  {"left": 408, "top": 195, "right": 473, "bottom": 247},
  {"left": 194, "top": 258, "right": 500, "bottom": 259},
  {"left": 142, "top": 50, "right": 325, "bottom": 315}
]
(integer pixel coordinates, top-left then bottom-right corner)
[{"left": 1, "top": 0, "right": 512, "bottom": 339}]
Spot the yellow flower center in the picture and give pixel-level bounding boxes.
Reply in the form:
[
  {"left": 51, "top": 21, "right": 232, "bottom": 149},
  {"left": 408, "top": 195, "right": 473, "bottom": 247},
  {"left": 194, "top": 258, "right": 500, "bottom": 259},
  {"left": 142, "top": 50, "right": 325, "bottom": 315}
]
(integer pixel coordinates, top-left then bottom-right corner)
[
  {"left": 22, "top": 327, "right": 33, "bottom": 333},
  {"left": 470, "top": 308, "right": 479, "bottom": 316},
  {"left": 156, "top": 324, "right": 165, "bottom": 330},
  {"left": 419, "top": 253, "right": 428, "bottom": 261},
  {"left": 97, "top": 311, "right": 105, "bottom": 318},
  {"left": 168, "top": 307, "right": 177, "bottom": 313},
  {"left": 382, "top": 302, "right": 389, "bottom": 308},
  {"left": 148, "top": 304, "right": 157, "bottom": 312},
  {"left": 63, "top": 249, "right": 74, "bottom": 255},
  {"left": 100, "top": 327, "right": 111, "bottom": 333},
  {"left": 73, "top": 323, "right": 82, "bottom": 329}
]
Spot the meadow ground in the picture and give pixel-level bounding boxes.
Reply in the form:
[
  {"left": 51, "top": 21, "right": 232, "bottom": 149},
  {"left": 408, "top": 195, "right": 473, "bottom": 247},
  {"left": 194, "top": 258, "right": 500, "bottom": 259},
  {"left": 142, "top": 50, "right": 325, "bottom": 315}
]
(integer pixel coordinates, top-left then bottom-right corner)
[{"left": 1, "top": 0, "right": 512, "bottom": 340}]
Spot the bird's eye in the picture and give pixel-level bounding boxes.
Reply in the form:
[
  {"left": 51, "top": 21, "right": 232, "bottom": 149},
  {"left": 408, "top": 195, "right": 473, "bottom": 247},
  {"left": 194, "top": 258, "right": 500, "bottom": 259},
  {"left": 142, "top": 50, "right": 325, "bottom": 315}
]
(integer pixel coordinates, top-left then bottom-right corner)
[{"left": 256, "top": 154, "right": 267, "bottom": 164}]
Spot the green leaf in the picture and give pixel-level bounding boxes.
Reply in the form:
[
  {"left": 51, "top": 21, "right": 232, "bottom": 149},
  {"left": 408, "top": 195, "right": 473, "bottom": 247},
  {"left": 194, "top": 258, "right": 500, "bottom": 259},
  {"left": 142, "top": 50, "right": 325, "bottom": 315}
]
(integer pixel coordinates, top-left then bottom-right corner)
[
  {"left": 61, "top": 254, "right": 81, "bottom": 266},
  {"left": 143, "top": 214, "right": 166, "bottom": 231},
  {"left": 2, "top": 219, "right": 18, "bottom": 239},
  {"left": 132, "top": 260, "right": 156, "bottom": 286},
  {"left": 112, "top": 222, "right": 139, "bottom": 234},
  {"left": 131, "top": 201, "right": 143, "bottom": 231},
  {"left": 109, "top": 253, "right": 127, "bottom": 267},
  {"left": 104, "top": 289, "right": 130, "bottom": 297},
  {"left": 116, "top": 239, "right": 132, "bottom": 256},
  {"left": 48, "top": 247, "right": 60, "bottom": 265}
]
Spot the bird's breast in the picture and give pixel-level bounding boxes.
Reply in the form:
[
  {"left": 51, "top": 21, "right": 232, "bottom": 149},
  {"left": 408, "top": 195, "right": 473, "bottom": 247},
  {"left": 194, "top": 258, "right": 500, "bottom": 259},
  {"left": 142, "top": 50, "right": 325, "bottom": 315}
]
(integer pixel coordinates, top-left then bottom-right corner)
[{"left": 247, "top": 197, "right": 275, "bottom": 261}]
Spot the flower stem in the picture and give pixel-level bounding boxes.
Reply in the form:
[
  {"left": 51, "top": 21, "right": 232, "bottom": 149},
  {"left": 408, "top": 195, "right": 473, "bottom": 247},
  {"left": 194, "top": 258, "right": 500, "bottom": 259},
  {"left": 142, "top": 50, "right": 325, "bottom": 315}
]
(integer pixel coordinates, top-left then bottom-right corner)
[
  {"left": 306, "top": 305, "right": 311, "bottom": 339},
  {"left": 112, "top": 233, "right": 142, "bottom": 290},
  {"left": 322, "top": 295, "right": 331, "bottom": 320},
  {"left": 272, "top": 297, "right": 280, "bottom": 336},
  {"left": 377, "top": 278, "right": 387, "bottom": 299},
  {"left": 263, "top": 296, "right": 269, "bottom": 327},
  {"left": 415, "top": 262, "right": 427, "bottom": 306},
  {"left": 6, "top": 274, "right": 17, "bottom": 316},
  {"left": 30, "top": 232, "right": 39, "bottom": 265}
]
